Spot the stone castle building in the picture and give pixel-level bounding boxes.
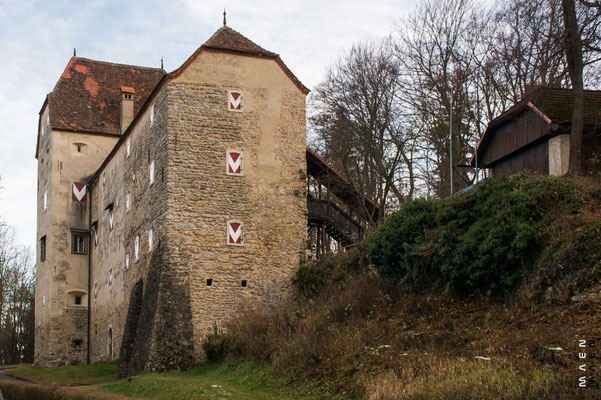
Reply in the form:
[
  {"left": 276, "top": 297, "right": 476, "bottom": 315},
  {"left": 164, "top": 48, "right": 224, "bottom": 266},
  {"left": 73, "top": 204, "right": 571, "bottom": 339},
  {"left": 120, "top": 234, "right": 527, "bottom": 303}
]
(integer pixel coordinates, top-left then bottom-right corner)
[{"left": 35, "top": 23, "right": 368, "bottom": 374}]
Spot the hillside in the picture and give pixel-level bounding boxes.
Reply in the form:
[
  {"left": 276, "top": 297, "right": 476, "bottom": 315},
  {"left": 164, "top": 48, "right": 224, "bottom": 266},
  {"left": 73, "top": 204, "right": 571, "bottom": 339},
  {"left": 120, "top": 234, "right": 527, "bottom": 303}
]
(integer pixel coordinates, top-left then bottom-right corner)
[{"left": 218, "top": 174, "right": 601, "bottom": 399}]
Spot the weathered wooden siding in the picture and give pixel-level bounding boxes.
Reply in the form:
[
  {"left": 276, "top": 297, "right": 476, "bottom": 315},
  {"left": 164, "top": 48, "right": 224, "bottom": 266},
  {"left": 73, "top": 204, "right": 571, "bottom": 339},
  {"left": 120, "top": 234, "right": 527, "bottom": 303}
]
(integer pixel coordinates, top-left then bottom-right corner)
[
  {"left": 480, "top": 111, "right": 550, "bottom": 167},
  {"left": 490, "top": 139, "right": 549, "bottom": 177},
  {"left": 583, "top": 134, "right": 601, "bottom": 175}
]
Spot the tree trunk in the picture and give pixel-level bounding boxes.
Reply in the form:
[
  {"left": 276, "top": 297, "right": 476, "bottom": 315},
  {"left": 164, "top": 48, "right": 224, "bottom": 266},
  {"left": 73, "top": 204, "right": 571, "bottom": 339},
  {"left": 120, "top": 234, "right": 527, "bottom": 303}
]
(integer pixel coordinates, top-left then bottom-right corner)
[{"left": 562, "top": 0, "right": 584, "bottom": 175}]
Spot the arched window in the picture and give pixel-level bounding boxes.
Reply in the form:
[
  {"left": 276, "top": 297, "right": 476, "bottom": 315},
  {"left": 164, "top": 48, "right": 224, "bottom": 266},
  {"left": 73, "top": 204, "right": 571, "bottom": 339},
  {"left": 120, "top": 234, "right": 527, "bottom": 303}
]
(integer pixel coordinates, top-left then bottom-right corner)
[{"left": 107, "top": 326, "right": 113, "bottom": 361}]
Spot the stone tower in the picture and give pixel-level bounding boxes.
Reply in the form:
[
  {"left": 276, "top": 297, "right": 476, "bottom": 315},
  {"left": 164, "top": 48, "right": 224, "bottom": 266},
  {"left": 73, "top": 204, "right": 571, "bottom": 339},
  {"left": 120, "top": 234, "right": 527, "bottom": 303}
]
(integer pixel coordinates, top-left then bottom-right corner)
[
  {"left": 34, "top": 58, "right": 164, "bottom": 366},
  {"left": 35, "top": 25, "right": 308, "bottom": 372}
]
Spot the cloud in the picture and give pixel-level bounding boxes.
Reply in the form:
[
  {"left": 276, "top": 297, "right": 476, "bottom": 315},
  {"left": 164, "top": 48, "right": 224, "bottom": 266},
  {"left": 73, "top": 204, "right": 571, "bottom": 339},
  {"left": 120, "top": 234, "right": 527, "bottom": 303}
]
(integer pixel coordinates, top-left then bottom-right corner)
[{"left": 0, "top": 0, "right": 415, "bottom": 251}]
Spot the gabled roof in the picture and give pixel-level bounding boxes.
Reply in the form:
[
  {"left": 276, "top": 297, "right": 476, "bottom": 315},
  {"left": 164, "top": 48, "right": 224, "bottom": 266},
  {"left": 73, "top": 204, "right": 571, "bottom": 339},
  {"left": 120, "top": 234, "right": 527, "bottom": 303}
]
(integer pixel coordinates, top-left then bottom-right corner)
[
  {"left": 89, "top": 24, "right": 309, "bottom": 184},
  {"left": 487, "top": 87, "right": 601, "bottom": 129},
  {"left": 48, "top": 57, "right": 165, "bottom": 135},
  {"left": 202, "top": 26, "right": 277, "bottom": 57},
  {"left": 472, "top": 87, "right": 601, "bottom": 166}
]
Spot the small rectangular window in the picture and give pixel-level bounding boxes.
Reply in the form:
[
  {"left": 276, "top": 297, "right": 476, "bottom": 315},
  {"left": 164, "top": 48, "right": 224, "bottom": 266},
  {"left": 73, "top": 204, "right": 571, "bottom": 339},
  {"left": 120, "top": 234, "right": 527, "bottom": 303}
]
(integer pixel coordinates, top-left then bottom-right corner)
[
  {"left": 43, "top": 191, "right": 48, "bottom": 211},
  {"left": 71, "top": 233, "right": 87, "bottom": 254},
  {"left": 134, "top": 235, "right": 140, "bottom": 262},
  {"left": 40, "top": 236, "right": 46, "bottom": 262},
  {"left": 150, "top": 104, "right": 155, "bottom": 125},
  {"left": 206, "top": 279, "right": 213, "bottom": 286},
  {"left": 148, "top": 229, "right": 153, "bottom": 252},
  {"left": 75, "top": 296, "right": 82, "bottom": 305},
  {"left": 149, "top": 161, "right": 155, "bottom": 185}
]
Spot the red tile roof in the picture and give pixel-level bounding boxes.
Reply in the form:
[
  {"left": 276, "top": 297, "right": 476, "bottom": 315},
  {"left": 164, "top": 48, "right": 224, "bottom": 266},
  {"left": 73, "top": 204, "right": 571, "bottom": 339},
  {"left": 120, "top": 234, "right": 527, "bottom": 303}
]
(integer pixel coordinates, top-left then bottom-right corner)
[
  {"left": 202, "top": 26, "right": 277, "bottom": 57},
  {"left": 87, "top": 25, "right": 309, "bottom": 183},
  {"left": 48, "top": 57, "right": 165, "bottom": 135}
]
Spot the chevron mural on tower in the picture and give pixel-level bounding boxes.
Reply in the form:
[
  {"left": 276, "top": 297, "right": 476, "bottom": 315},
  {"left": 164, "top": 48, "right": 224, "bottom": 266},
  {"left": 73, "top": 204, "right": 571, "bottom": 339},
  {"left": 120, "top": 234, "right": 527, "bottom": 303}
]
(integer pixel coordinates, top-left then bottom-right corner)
[
  {"left": 227, "top": 151, "right": 242, "bottom": 174},
  {"left": 227, "top": 221, "right": 243, "bottom": 245},
  {"left": 228, "top": 91, "right": 242, "bottom": 111},
  {"left": 73, "top": 183, "right": 87, "bottom": 202}
]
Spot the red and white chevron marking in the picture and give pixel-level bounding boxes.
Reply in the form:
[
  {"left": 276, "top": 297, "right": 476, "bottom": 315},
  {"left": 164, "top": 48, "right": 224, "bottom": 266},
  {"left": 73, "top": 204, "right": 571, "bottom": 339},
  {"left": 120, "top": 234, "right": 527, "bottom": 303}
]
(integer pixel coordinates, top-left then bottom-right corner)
[
  {"left": 73, "top": 183, "right": 87, "bottom": 202},
  {"left": 228, "top": 221, "right": 242, "bottom": 244},
  {"left": 228, "top": 91, "right": 242, "bottom": 111},
  {"left": 227, "top": 151, "right": 242, "bottom": 174}
]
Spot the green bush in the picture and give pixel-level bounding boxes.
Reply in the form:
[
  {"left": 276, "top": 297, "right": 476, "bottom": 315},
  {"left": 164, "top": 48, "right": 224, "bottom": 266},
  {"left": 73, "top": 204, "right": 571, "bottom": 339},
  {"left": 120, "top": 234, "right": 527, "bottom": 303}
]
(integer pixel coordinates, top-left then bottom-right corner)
[
  {"left": 293, "top": 247, "right": 367, "bottom": 298},
  {"left": 367, "top": 174, "right": 598, "bottom": 296}
]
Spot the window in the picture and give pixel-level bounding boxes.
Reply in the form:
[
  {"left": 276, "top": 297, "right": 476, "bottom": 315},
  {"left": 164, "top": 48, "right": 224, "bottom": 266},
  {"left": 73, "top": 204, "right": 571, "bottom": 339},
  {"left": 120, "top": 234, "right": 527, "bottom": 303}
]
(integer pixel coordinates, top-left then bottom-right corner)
[
  {"left": 40, "top": 236, "right": 46, "bottom": 262},
  {"left": 109, "top": 269, "right": 113, "bottom": 285},
  {"left": 241, "top": 280, "right": 248, "bottom": 287},
  {"left": 206, "top": 279, "right": 213, "bottom": 286},
  {"left": 126, "top": 139, "right": 131, "bottom": 158},
  {"left": 91, "top": 222, "right": 98, "bottom": 247},
  {"left": 73, "top": 143, "right": 87, "bottom": 153},
  {"left": 148, "top": 229, "right": 153, "bottom": 252},
  {"left": 125, "top": 253, "right": 130, "bottom": 270},
  {"left": 108, "top": 326, "right": 113, "bottom": 361},
  {"left": 150, "top": 104, "right": 155, "bottom": 125},
  {"left": 149, "top": 161, "right": 155, "bottom": 185},
  {"left": 107, "top": 205, "right": 114, "bottom": 232},
  {"left": 71, "top": 232, "right": 87, "bottom": 254},
  {"left": 67, "top": 291, "right": 86, "bottom": 307},
  {"left": 134, "top": 235, "right": 140, "bottom": 262},
  {"left": 126, "top": 194, "right": 130, "bottom": 211},
  {"left": 43, "top": 191, "right": 48, "bottom": 211}
]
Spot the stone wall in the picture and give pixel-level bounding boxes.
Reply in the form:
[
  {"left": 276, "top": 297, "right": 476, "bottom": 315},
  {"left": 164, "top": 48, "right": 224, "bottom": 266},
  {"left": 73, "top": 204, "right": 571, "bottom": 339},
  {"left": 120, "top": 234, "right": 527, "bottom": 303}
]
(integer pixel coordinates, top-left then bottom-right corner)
[
  {"left": 89, "top": 87, "right": 169, "bottom": 365},
  {"left": 165, "top": 51, "right": 307, "bottom": 359},
  {"left": 35, "top": 100, "right": 119, "bottom": 365},
  {"left": 89, "top": 48, "right": 306, "bottom": 374}
]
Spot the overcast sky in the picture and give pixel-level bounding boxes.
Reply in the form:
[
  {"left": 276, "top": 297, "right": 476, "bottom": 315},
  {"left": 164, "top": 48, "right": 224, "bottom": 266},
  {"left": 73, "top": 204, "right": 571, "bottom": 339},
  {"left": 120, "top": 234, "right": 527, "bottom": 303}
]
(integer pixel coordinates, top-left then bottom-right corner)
[{"left": 0, "top": 0, "right": 417, "bottom": 253}]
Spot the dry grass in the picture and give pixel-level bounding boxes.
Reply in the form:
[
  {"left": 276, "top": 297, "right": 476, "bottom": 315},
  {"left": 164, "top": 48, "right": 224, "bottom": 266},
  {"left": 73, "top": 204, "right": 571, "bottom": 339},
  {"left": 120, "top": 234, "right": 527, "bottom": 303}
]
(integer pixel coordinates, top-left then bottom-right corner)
[{"left": 225, "top": 274, "right": 601, "bottom": 399}]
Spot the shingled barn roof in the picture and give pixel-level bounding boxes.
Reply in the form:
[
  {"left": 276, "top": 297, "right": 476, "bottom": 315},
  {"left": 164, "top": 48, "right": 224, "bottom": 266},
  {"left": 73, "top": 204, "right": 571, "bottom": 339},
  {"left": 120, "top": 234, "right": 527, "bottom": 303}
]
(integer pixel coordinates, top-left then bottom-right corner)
[
  {"left": 48, "top": 57, "right": 165, "bottom": 135},
  {"left": 488, "top": 87, "right": 601, "bottom": 129},
  {"left": 472, "top": 87, "right": 601, "bottom": 166}
]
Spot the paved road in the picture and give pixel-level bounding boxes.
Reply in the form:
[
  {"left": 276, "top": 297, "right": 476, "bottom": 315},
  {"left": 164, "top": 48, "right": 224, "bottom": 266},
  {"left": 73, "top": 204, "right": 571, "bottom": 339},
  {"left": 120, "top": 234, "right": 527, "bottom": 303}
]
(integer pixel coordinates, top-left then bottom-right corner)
[{"left": 0, "top": 373, "right": 22, "bottom": 382}]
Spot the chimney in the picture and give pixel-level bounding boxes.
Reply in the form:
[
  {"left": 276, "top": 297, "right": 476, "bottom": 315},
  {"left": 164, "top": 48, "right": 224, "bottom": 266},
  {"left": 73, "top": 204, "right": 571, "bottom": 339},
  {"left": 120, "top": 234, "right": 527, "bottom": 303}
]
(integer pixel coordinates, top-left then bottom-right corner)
[{"left": 120, "top": 86, "right": 135, "bottom": 133}]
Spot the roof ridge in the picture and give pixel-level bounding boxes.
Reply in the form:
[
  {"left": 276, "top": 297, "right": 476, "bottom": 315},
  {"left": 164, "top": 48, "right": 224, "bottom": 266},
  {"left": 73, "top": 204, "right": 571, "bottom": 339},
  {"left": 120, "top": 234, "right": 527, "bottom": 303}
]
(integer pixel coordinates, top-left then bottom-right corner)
[
  {"left": 71, "top": 56, "right": 165, "bottom": 72},
  {"left": 201, "top": 25, "right": 278, "bottom": 57}
]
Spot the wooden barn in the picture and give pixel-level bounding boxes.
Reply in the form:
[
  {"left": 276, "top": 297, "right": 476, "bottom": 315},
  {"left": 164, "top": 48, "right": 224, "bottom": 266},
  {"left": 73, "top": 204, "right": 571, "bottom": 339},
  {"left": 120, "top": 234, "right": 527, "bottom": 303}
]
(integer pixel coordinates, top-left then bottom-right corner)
[{"left": 472, "top": 88, "right": 601, "bottom": 177}]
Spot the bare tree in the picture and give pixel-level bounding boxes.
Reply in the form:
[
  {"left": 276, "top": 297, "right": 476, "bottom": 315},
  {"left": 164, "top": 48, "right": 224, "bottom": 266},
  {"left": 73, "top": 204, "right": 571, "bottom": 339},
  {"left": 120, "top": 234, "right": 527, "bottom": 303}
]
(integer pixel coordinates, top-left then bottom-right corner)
[
  {"left": 563, "top": 0, "right": 585, "bottom": 175},
  {"left": 0, "top": 180, "right": 35, "bottom": 364},
  {"left": 396, "top": 0, "right": 480, "bottom": 197},
  {"left": 309, "top": 39, "right": 413, "bottom": 223}
]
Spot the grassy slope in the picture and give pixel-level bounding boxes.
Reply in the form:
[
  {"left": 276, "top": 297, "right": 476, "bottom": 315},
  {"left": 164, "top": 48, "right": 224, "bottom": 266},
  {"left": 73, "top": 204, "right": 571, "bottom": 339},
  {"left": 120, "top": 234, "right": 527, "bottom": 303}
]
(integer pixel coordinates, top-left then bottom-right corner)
[
  {"left": 5, "top": 362, "right": 315, "bottom": 400},
  {"left": 226, "top": 278, "right": 601, "bottom": 399},
  {"left": 224, "top": 176, "right": 601, "bottom": 399}
]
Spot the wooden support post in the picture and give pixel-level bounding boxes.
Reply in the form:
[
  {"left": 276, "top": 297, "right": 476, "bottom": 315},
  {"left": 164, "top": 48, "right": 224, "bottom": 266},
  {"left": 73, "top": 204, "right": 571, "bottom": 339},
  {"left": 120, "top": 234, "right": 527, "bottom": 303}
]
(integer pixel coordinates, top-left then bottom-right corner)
[
  {"left": 322, "top": 221, "right": 327, "bottom": 255},
  {"left": 316, "top": 225, "right": 321, "bottom": 259}
]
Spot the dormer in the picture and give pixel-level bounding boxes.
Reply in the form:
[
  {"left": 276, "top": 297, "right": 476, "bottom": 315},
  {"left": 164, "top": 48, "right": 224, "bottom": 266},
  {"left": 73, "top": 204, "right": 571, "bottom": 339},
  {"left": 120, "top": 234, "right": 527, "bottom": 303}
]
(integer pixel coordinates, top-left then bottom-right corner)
[{"left": 120, "top": 86, "right": 135, "bottom": 133}]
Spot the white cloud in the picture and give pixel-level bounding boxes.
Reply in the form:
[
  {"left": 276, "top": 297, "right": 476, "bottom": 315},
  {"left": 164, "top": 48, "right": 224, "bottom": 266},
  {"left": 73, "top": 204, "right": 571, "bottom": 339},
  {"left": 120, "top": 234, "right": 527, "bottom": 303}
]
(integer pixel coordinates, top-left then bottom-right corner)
[{"left": 0, "top": 0, "right": 416, "bottom": 251}]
